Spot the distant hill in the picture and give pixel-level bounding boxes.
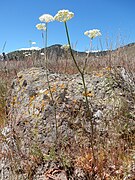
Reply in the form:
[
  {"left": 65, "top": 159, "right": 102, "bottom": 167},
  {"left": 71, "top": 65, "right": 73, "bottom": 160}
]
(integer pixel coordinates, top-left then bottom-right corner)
[
  {"left": 1, "top": 42, "right": 135, "bottom": 61},
  {"left": 116, "top": 42, "right": 135, "bottom": 59}
]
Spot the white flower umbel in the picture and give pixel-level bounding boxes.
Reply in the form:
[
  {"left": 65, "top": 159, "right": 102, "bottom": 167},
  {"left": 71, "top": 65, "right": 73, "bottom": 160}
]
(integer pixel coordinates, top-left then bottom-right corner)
[
  {"left": 39, "top": 14, "right": 54, "bottom": 23},
  {"left": 54, "top": 9, "right": 74, "bottom": 22},
  {"left": 61, "top": 44, "right": 70, "bottom": 51},
  {"left": 37, "top": 13, "right": 58, "bottom": 143},
  {"left": 36, "top": 23, "right": 46, "bottom": 31},
  {"left": 84, "top": 29, "right": 101, "bottom": 39}
]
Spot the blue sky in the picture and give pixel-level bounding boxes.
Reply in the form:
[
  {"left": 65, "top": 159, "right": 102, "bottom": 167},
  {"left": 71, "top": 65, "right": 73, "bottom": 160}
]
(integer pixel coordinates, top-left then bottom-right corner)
[{"left": 0, "top": 0, "right": 135, "bottom": 53}]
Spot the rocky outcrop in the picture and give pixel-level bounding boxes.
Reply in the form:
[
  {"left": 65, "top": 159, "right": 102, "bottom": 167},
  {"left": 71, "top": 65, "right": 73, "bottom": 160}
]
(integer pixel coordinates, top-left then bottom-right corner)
[{"left": 0, "top": 67, "right": 135, "bottom": 179}]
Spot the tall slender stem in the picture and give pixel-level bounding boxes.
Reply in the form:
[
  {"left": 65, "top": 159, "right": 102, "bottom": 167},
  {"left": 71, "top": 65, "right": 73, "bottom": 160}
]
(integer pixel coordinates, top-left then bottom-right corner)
[
  {"left": 44, "top": 23, "right": 58, "bottom": 144},
  {"left": 45, "top": 23, "right": 48, "bottom": 69},
  {"left": 64, "top": 21, "right": 96, "bottom": 163},
  {"left": 64, "top": 22, "right": 82, "bottom": 75}
]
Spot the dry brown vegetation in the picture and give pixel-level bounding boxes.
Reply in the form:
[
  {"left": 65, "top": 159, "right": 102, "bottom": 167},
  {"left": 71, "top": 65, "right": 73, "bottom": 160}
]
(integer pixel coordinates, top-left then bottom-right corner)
[{"left": 0, "top": 44, "right": 135, "bottom": 179}]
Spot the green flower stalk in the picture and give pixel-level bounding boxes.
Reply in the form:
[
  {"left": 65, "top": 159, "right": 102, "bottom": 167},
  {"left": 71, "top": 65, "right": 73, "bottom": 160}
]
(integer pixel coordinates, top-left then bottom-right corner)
[
  {"left": 37, "top": 14, "right": 58, "bottom": 144},
  {"left": 38, "top": 14, "right": 54, "bottom": 67},
  {"left": 36, "top": 23, "right": 46, "bottom": 53},
  {"left": 54, "top": 9, "right": 96, "bottom": 164}
]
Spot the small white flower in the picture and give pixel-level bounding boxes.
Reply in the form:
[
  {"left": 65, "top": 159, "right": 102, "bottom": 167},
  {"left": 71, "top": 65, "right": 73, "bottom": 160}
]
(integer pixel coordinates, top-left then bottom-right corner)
[
  {"left": 61, "top": 44, "right": 70, "bottom": 51},
  {"left": 54, "top": 9, "right": 74, "bottom": 22},
  {"left": 84, "top": 29, "right": 101, "bottom": 39},
  {"left": 36, "top": 23, "right": 46, "bottom": 31},
  {"left": 39, "top": 14, "right": 54, "bottom": 23}
]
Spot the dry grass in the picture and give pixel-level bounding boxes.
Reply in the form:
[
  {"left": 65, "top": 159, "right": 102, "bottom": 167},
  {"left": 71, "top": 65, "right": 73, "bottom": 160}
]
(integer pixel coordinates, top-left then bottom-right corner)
[
  {"left": 0, "top": 46, "right": 135, "bottom": 179},
  {"left": 0, "top": 73, "right": 9, "bottom": 127}
]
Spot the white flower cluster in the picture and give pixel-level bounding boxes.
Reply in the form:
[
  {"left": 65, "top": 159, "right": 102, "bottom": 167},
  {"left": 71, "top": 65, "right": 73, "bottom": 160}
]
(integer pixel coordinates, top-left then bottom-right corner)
[
  {"left": 54, "top": 10, "right": 74, "bottom": 22},
  {"left": 39, "top": 14, "right": 54, "bottom": 23},
  {"left": 61, "top": 44, "right": 70, "bottom": 51},
  {"left": 36, "top": 23, "right": 46, "bottom": 30},
  {"left": 84, "top": 29, "right": 101, "bottom": 39}
]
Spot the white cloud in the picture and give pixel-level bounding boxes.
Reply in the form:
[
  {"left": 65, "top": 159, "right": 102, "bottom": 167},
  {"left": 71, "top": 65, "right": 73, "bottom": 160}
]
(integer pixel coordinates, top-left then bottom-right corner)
[{"left": 31, "top": 42, "right": 36, "bottom": 45}]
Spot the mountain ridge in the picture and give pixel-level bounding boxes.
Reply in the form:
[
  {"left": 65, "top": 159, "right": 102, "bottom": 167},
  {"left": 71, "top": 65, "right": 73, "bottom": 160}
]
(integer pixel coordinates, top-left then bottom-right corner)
[
  {"left": 7, "top": 42, "right": 135, "bottom": 54},
  {"left": 1, "top": 42, "right": 135, "bottom": 62}
]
